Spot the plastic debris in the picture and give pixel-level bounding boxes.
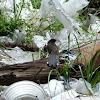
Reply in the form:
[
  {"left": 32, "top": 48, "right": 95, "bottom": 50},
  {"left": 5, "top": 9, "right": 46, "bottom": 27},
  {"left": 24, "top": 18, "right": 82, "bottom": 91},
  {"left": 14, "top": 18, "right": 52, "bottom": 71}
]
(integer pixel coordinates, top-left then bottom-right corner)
[
  {"left": 57, "top": 28, "right": 79, "bottom": 50},
  {"left": 51, "top": 89, "right": 79, "bottom": 100},
  {"left": 40, "top": 0, "right": 53, "bottom": 18},
  {"left": 0, "top": 30, "right": 27, "bottom": 43},
  {"left": 0, "top": 36, "right": 13, "bottom": 42},
  {"left": 33, "top": 35, "right": 48, "bottom": 49},
  {"left": 41, "top": 78, "right": 100, "bottom": 99},
  {"left": 32, "top": 32, "right": 52, "bottom": 48},
  {"left": 13, "top": 30, "right": 27, "bottom": 42},
  {"left": 88, "top": 14, "right": 100, "bottom": 33},
  {"left": 76, "top": 79, "right": 93, "bottom": 95},
  {"left": 68, "top": 78, "right": 93, "bottom": 95},
  {"left": 0, "top": 79, "right": 100, "bottom": 100},
  {"left": 60, "top": 50, "right": 77, "bottom": 61},
  {"left": 56, "top": 28, "right": 92, "bottom": 50},
  {"left": 40, "top": 0, "right": 89, "bottom": 30},
  {"left": 42, "top": 79, "right": 64, "bottom": 97},
  {"left": 67, "top": 96, "right": 100, "bottom": 100},
  {"left": 40, "top": 0, "right": 89, "bottom": 17},
  {"left": 40, "top": 0, "right": 91, "bottom": 51},
  {"left": 33, "top": 52, "right": 40, "bottom": 60},
  {"left": 93, "top": 82, "right": 100, "bottom": 96},
  {"left": 0, "top": 47, "right": 33, "bottom": 65},
  {"left": 60, "top": 0, "right": 89, "bottom": 17},
  {"left": 50, "top": 0, "right": 80, "bottom": 31}
]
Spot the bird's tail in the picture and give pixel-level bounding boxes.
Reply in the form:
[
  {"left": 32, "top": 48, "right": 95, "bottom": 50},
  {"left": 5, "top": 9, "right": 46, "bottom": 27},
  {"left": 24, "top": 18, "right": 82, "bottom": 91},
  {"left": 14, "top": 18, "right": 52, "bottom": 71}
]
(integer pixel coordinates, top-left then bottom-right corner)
[{"left": 48, "top": 53, "right": 58, "bottom": 67}]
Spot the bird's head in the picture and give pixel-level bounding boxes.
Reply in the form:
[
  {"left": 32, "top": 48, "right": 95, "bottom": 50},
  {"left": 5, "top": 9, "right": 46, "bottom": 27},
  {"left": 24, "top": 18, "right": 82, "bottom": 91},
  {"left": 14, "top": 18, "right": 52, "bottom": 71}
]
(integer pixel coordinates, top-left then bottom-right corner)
[{"left": 48, "top": 39, "right": 56, "bottom": 43}]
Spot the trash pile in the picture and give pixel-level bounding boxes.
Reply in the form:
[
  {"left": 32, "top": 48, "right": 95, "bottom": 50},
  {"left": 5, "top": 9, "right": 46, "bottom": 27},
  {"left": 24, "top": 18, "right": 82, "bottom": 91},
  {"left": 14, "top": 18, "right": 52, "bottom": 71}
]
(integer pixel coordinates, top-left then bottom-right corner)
[
  {"left": 0, "top": 47, "right": 33, "bottom": 65},
  {"left": 0, "top": 79, "right": 100, "bottom": 100},
  {"left": 0, "top": 0, "right": 100, "bottom": 50},
  {"left": 0, "top": 0, "right": 100, "bottom": 100}
]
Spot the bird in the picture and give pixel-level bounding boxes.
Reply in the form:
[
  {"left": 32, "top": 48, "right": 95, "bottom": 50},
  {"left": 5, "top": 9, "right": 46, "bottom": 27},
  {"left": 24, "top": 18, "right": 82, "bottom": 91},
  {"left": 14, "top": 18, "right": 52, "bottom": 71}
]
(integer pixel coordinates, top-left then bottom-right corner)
[{"left": 46, "top": 39, "right": 59, "bottom": 67}]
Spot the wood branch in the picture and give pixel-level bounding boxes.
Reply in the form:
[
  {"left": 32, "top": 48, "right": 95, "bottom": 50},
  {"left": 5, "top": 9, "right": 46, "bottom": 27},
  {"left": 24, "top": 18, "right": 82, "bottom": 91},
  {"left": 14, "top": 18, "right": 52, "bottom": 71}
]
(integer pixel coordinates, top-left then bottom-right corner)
[
  {"left": 0, "top": 59, "right": 57, "bottom": 85},
  {"left": 0, "top": 42, "right": 39, "bottom": 52}
]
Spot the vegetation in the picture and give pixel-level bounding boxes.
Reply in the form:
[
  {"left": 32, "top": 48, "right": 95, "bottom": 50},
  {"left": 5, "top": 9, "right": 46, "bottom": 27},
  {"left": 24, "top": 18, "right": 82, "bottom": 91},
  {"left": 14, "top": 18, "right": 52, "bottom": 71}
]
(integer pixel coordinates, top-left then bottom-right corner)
[
  {"left": 0, "top": 0, "right": 100, "bottom": 88},
  {"left": 44, "top": 17, "right": 64, "bottom": 33},
  {"left": 30, "top": 0, "right": 42, "bottom": 9},
  {"left": 0, "top": 0, "right": 25, "bottom": 36}
]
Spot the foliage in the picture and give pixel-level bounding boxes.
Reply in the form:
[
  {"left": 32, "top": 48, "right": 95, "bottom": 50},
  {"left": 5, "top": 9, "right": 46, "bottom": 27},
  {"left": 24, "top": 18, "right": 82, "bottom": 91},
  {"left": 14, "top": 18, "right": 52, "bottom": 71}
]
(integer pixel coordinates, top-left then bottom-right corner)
[
  {"left": 0, "top": 16, "right": 24, "bottom": 36},
  {"left": 44, "top": 17, "right": 64, "bottom": 33},
  {"left": 48, "top": 69, "right": 61, "bottom": 83},
  {"left": 30, "top": 0, "right": 42, "bottom": 9},
  {"left": 0, "top": 0, "right": 25, "bottom": 36},
  {"left": 24, "top": 33, "right": 33, "bottom": 43},
  {"left": 85, "top": 48, "right": 100, "bottom": 87},
  {"left": 74, "top": 34, "right": 100, "bottom": 87},
  {"left": 0, "top": 0, "right": 100, "bottom": 88},
  {"left": 66, "top": 0, "right": 69, "bottom": 2}
]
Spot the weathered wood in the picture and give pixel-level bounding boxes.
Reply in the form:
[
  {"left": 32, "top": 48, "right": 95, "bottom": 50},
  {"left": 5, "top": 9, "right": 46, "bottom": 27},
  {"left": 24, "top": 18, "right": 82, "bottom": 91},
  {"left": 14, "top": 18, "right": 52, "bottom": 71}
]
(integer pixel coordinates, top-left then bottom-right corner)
[
  {"left": 72, "top": 40, "right": 100, "bottom": 69},
  {"left": 0, "top": 42, "right": 39, "bottom": 52},
  {"left": 1, "top": 40, "right": 100, "bottom": 86},
  {"left": 0, "top": 59, "right": 57, "bottom": 85}
]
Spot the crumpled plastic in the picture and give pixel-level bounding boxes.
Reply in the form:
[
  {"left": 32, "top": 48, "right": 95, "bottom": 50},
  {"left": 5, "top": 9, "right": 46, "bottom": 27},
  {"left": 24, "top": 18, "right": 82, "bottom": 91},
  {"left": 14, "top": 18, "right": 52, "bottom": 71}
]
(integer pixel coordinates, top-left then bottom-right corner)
[
  {"left": 40, "top": 0, "right": 89, "bottom": 30},
  {"left": 93, "top": 82, "right": 100, "bottom": 96},
  {"left": 42, "top": 79, "right": 64, "bottom": 97},
  {"left": 51, "top": 89, "right": 79, "bottom": 100},
  {"left": 67, "top": 96, "right": 100, "bottom": 100},
  {"left": 40, "top": 0, "right": 53, "bottom": 18},
  {"left": 88, "top": 14, "right": 100, "bottom": 33},
  {"left": 60, "top": 0, "right": 89, "bottom": 17},
  {"left": 40, "top": 0, "right": 90, "bottom": 51},
  {"left": 42, "top": 78, "right": 100, "bottom": 100},
  {"left": 32, "top": 32, "right": 51, "bottom": 48},
  {"left": 0, "top": 36, "right": 13, "bottom": 42},
  {"left": 40, "top": 0, "right": 89, "bottom": 18},
  {"left": 0, "top": 47, "right": 33, "bottom": 65},
  {"left": 13, "top": 30, "right": 27, "bottom": 42}
]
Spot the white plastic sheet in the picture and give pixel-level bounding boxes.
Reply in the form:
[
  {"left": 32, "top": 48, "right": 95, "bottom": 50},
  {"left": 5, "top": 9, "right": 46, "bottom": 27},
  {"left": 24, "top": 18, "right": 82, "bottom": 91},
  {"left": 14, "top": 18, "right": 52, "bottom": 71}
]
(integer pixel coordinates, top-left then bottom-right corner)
[
  {"left": 42, "top": 79, "right": 64, "bottom": 97},
  {"left": 93, "top": 82, "right": 100, "bottom": 96},
  {"left": 0, "top": 47, "right": 33, "bottom": 65},
  {"left": 32, "top": 32, "right": 51, "bottom": 48},
  {"left": 40, "top": 0, "right": 89, "bottom": 30},
  {"left": 0, "top": 36, "right": 13, "bottom": 42},
  {"left": 40, "top": 0, "right": 53, "bottom": 18},
  {"left": 42, "top": 79, "right": 100, "bottom": 100},
  {"left": 67, "top": 96, "right": 100, "bottom": 100},
  {"left": 60, "top": 0, "right": 89, "bottom": 17},
  {"left": 40, "top": 0, "right": 90, "bottom": 51},
  {"left": 13, "top": 30, "right": 27, "bottom": 42},
  {"left": 88, "top": 14, "right": 100, "bottom": 33},
  {"left": 33, "top": 35, "right": 48, "bottom": 48},
  {"left": 40, "top": 0, "right": 89, "bottom": 17},
  {"left": 51, "top": 89, "right": 79, "bottom": 100}
]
